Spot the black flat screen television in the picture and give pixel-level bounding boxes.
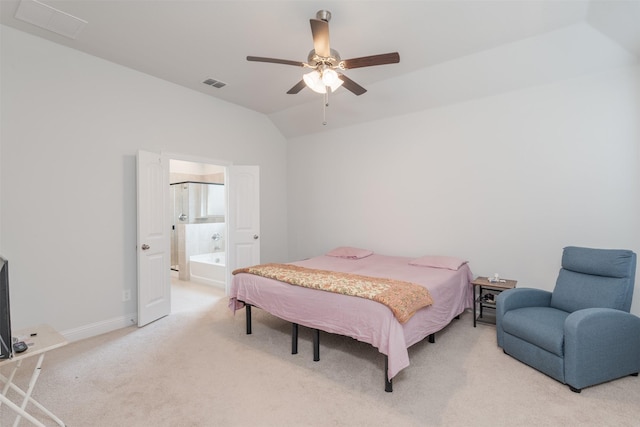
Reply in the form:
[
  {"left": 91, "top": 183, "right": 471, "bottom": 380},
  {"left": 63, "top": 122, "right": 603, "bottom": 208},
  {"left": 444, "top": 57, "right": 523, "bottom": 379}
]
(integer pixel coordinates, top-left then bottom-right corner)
[{"left": 0, "top": 256, "right": 12, "bottom": 359}]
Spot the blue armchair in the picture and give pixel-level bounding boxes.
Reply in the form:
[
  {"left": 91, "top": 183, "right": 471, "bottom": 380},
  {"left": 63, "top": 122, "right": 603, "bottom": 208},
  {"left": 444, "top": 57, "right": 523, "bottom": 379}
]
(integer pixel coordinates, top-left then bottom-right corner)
[{"left": 496, "top": 246, "right": 639, "bottom": 392}]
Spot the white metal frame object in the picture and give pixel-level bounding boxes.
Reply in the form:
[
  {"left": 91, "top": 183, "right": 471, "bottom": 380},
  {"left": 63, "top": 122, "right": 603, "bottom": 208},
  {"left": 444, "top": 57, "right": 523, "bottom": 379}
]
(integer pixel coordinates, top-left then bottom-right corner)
[{"left": 0, "top": 325, "right": 67, "bottom": 426}]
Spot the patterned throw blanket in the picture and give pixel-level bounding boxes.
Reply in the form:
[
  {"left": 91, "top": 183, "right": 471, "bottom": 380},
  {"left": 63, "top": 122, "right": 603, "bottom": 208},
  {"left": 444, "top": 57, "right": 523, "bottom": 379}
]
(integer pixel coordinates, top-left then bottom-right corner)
[{"left": 232, "top": 263, "right": 434, "bottom": 323}]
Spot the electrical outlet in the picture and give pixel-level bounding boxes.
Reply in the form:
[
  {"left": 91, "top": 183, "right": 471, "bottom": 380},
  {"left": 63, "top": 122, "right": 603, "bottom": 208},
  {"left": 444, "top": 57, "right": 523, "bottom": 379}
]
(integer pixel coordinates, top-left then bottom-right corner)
[{"left": 122, "top": 289, "right": 131, "bottom": 302}]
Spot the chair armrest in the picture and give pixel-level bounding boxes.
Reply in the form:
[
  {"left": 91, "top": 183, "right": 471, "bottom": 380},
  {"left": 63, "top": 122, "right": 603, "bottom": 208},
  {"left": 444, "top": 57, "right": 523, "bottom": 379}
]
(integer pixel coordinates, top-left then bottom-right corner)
[
  {"left": 497, "top": 288, "right": 552, "bottom": 311},
  {"left": 496, "top": 288, "right": 552, "bottom": 347},
  {"left": 564, "top": 308, "right": 640, "bottom": 390}
]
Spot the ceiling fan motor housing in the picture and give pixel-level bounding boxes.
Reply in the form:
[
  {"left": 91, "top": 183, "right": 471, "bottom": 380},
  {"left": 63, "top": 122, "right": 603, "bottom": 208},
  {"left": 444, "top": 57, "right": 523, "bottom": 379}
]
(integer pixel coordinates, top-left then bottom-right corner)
[
  {"left": 307, "top": 48, "right": 342, "bottom": 68},
  {"left": 316, "top": 10, "right": 331, "bottom": 22}
]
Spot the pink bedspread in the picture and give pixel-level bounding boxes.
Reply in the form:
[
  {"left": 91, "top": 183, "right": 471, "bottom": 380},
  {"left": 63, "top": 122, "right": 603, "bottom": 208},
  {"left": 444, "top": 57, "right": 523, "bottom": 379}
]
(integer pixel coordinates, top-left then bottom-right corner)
[{"left": 229, "top": 254, "right": 473, "bottom": 379}]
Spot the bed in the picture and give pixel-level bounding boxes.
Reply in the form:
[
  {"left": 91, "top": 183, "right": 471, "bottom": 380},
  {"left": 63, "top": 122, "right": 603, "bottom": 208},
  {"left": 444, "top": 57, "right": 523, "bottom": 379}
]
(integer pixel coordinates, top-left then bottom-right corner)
[{"left": 229, "top": 248, "right": 474, "bottom": 391}]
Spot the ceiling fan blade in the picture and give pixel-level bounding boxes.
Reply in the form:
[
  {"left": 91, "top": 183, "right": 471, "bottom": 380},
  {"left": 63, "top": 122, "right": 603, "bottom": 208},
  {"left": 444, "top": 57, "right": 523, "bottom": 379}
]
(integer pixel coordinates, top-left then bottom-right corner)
[
  {"left": 246, "top": 56, "right": 305, "bottom": 67},
  {"left": 342, "top": 52, "right": 400, "bottom": 69},
  {"left": 338, "top": 74, "right": 367, "bottom": 96},
  {"left": 286, "top": 80, "right": 306, "bottom": 95},
  {"left": 310, "top": 18, "right": 330, "bottom": 58}
]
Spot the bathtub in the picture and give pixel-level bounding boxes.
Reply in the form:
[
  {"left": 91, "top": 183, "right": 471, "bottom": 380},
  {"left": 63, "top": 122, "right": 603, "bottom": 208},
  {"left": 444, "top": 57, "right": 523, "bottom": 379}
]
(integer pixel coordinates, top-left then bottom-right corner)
[{"left": 189, "top": 252, "right": 226, "bottom": 288}]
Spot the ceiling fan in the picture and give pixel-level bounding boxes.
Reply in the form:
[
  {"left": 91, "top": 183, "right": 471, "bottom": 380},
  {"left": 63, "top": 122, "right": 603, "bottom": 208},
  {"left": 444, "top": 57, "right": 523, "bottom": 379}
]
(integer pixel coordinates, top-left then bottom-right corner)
[{"left": 247, "top": 10, "right": 400, "bottom": 97}]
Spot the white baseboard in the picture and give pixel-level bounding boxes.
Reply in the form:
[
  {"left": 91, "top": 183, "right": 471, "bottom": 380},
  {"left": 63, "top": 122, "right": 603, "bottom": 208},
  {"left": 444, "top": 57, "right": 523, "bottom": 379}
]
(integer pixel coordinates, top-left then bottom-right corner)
[{"left": 61, "top": 313, "right": 138, "bottom": 342}]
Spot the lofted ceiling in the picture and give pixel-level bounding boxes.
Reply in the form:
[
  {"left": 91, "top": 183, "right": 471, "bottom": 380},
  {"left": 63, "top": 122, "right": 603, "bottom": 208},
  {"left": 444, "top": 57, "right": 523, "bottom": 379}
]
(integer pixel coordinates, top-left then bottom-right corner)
[{"left": 1, "top": 1, "right": 639, "bottom": 138}]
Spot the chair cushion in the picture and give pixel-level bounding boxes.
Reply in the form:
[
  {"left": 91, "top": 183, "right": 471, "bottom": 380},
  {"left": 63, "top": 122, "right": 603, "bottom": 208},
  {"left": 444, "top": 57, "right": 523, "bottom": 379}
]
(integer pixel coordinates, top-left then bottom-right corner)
[
  {"left": 562, "top": 246, "right": 635, "bottom": 278},
  {"left": 550, "top": 247, "right": 636, "bottom": 313},
  {"left": 551, "top": 270, "right": 630, "bottom": 313},
  {"left": 502, "top": 307, "right": 569, "bottom": 356}
]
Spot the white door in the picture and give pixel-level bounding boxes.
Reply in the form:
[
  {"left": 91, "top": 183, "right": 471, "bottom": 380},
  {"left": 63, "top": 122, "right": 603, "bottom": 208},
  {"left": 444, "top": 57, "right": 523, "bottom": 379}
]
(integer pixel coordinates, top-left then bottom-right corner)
[
  {"left": 227, "top": 165, "right": 260, "bottom": 293},
  {"left": 137, "top": 150, "right": 171, "bottom": 326}
]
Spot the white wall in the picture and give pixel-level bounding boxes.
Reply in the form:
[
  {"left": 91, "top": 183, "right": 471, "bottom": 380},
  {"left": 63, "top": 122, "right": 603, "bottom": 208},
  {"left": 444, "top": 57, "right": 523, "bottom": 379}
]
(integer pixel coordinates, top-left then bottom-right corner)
[
  {"left": 287, "top": 64, "right": 640, "bottom": 316},
  {"left": 0, "top": 26, "right": 288, "bottom": 336},
  {"left": 2, "top": 21, "right": 639, "bottom": 339}
]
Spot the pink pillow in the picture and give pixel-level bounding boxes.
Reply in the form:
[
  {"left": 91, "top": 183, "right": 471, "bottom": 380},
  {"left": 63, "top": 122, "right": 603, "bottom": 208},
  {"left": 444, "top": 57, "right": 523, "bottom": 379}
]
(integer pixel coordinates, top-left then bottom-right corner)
[
  {"left": 409, "top": 255, "right": 468, "bottom": 270},
  {"left": 325, "top": 247, "right": 374, "bottom": 259}
]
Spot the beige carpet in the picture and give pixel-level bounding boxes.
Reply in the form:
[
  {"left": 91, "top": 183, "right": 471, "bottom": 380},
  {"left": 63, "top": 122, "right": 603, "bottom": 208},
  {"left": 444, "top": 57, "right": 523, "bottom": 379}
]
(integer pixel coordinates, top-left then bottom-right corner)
[{"left": 2, "top": 279, "right": 639, "bottom": 427}]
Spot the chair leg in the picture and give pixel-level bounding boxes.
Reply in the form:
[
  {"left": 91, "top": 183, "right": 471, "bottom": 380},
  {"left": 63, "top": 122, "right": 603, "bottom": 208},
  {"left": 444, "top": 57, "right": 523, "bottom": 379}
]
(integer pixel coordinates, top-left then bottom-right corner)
[{"left": 569, "top": 385, "right": 581, "bottom": 393}]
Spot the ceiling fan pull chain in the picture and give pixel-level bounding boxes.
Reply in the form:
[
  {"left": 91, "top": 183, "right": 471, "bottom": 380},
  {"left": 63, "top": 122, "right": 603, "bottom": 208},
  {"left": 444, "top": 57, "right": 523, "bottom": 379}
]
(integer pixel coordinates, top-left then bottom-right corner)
[{"left": 322, "top": 92, "right": 328, "bottom": 125}]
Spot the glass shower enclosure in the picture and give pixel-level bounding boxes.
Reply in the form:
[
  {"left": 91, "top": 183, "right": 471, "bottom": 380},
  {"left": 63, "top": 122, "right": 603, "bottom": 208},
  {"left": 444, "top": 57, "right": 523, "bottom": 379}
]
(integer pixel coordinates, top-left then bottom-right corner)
[{"left": 170, "top": 182, "right": 225, "bottom": 270}]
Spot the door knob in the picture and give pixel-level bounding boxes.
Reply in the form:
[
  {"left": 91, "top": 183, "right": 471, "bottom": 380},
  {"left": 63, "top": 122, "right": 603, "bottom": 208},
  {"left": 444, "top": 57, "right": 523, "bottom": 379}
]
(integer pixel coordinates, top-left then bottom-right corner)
[
  {"left": 141, "top": 244, "right": 150, "bottom": 250},
  {"left": 253, "top": 235, "right": 259, "bottom": 240}
]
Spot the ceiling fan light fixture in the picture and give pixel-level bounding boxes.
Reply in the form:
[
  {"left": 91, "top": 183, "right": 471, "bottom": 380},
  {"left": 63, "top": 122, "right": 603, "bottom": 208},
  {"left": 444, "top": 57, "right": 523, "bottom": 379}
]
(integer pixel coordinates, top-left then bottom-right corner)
[
  {"left": 303, "top": 70, "right": 323, "bottom": 93},
  {"left": 328, "top": 75, "right": 344, "bottom": 93},
  {"left": 303, "top": 69, "right": 343, "bottom": 94},
  {"left": 321, "top": 68, "right": 340, "bottom": 86}
]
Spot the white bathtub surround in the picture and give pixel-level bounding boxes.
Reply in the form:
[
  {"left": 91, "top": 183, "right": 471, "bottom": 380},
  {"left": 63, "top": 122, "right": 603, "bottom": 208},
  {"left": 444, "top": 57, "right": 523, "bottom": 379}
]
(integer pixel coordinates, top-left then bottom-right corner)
[
  {"left": 177, "top": 222, "right": 226, "bottom": 281},
  {"left": 189, "top": 252, "right": 226, "bottom": 289}
]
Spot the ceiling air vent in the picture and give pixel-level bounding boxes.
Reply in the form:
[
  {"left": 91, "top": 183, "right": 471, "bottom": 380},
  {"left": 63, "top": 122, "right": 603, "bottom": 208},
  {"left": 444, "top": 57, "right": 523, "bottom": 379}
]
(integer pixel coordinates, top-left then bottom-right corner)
[
  {"left": 15, "top": 0, "right": 87, "bottom": 40},
  {"left": 202, "top": 78, "right": 227, "bottom": 89}
]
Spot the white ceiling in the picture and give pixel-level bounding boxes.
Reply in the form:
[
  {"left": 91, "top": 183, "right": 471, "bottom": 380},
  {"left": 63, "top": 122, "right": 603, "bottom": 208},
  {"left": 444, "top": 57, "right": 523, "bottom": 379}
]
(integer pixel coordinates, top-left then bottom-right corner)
[{"left": 1, "top": 1, "right": 639, "bottom": 138}]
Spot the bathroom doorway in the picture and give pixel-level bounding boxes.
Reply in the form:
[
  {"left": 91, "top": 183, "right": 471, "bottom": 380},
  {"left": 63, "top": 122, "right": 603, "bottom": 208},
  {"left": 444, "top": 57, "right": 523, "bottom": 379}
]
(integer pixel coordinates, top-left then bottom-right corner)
[
  {"left": 138, "top": 150, "right": 259, "bottom": 324},
  {"left": 169, "top": 159, "right": 227, "bottom": 298}
]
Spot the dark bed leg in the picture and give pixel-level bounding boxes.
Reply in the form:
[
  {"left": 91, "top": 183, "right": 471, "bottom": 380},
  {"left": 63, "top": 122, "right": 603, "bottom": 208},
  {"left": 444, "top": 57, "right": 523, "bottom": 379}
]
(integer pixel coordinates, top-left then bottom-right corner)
[
  {"left": 313, "top": 329, "right": 320, "bottom": 362},
  {"left": 384, "top": 355, "right": 393, "bottom": 392},
  {"left": 428, "top": 333, "right": 435, "bottom": 343},
  {"left": 245, "top": 304, "right": 252, "bottom": 335},
  {"left": 292, "top": 323, "right": 299, "bottom": 354}
]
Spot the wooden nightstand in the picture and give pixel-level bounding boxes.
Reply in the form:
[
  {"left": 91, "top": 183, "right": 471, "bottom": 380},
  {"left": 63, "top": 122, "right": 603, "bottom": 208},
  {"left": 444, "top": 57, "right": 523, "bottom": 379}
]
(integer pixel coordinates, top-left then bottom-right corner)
[{"left": 471, "top": 277, "right": 517, "bottom": 327}]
